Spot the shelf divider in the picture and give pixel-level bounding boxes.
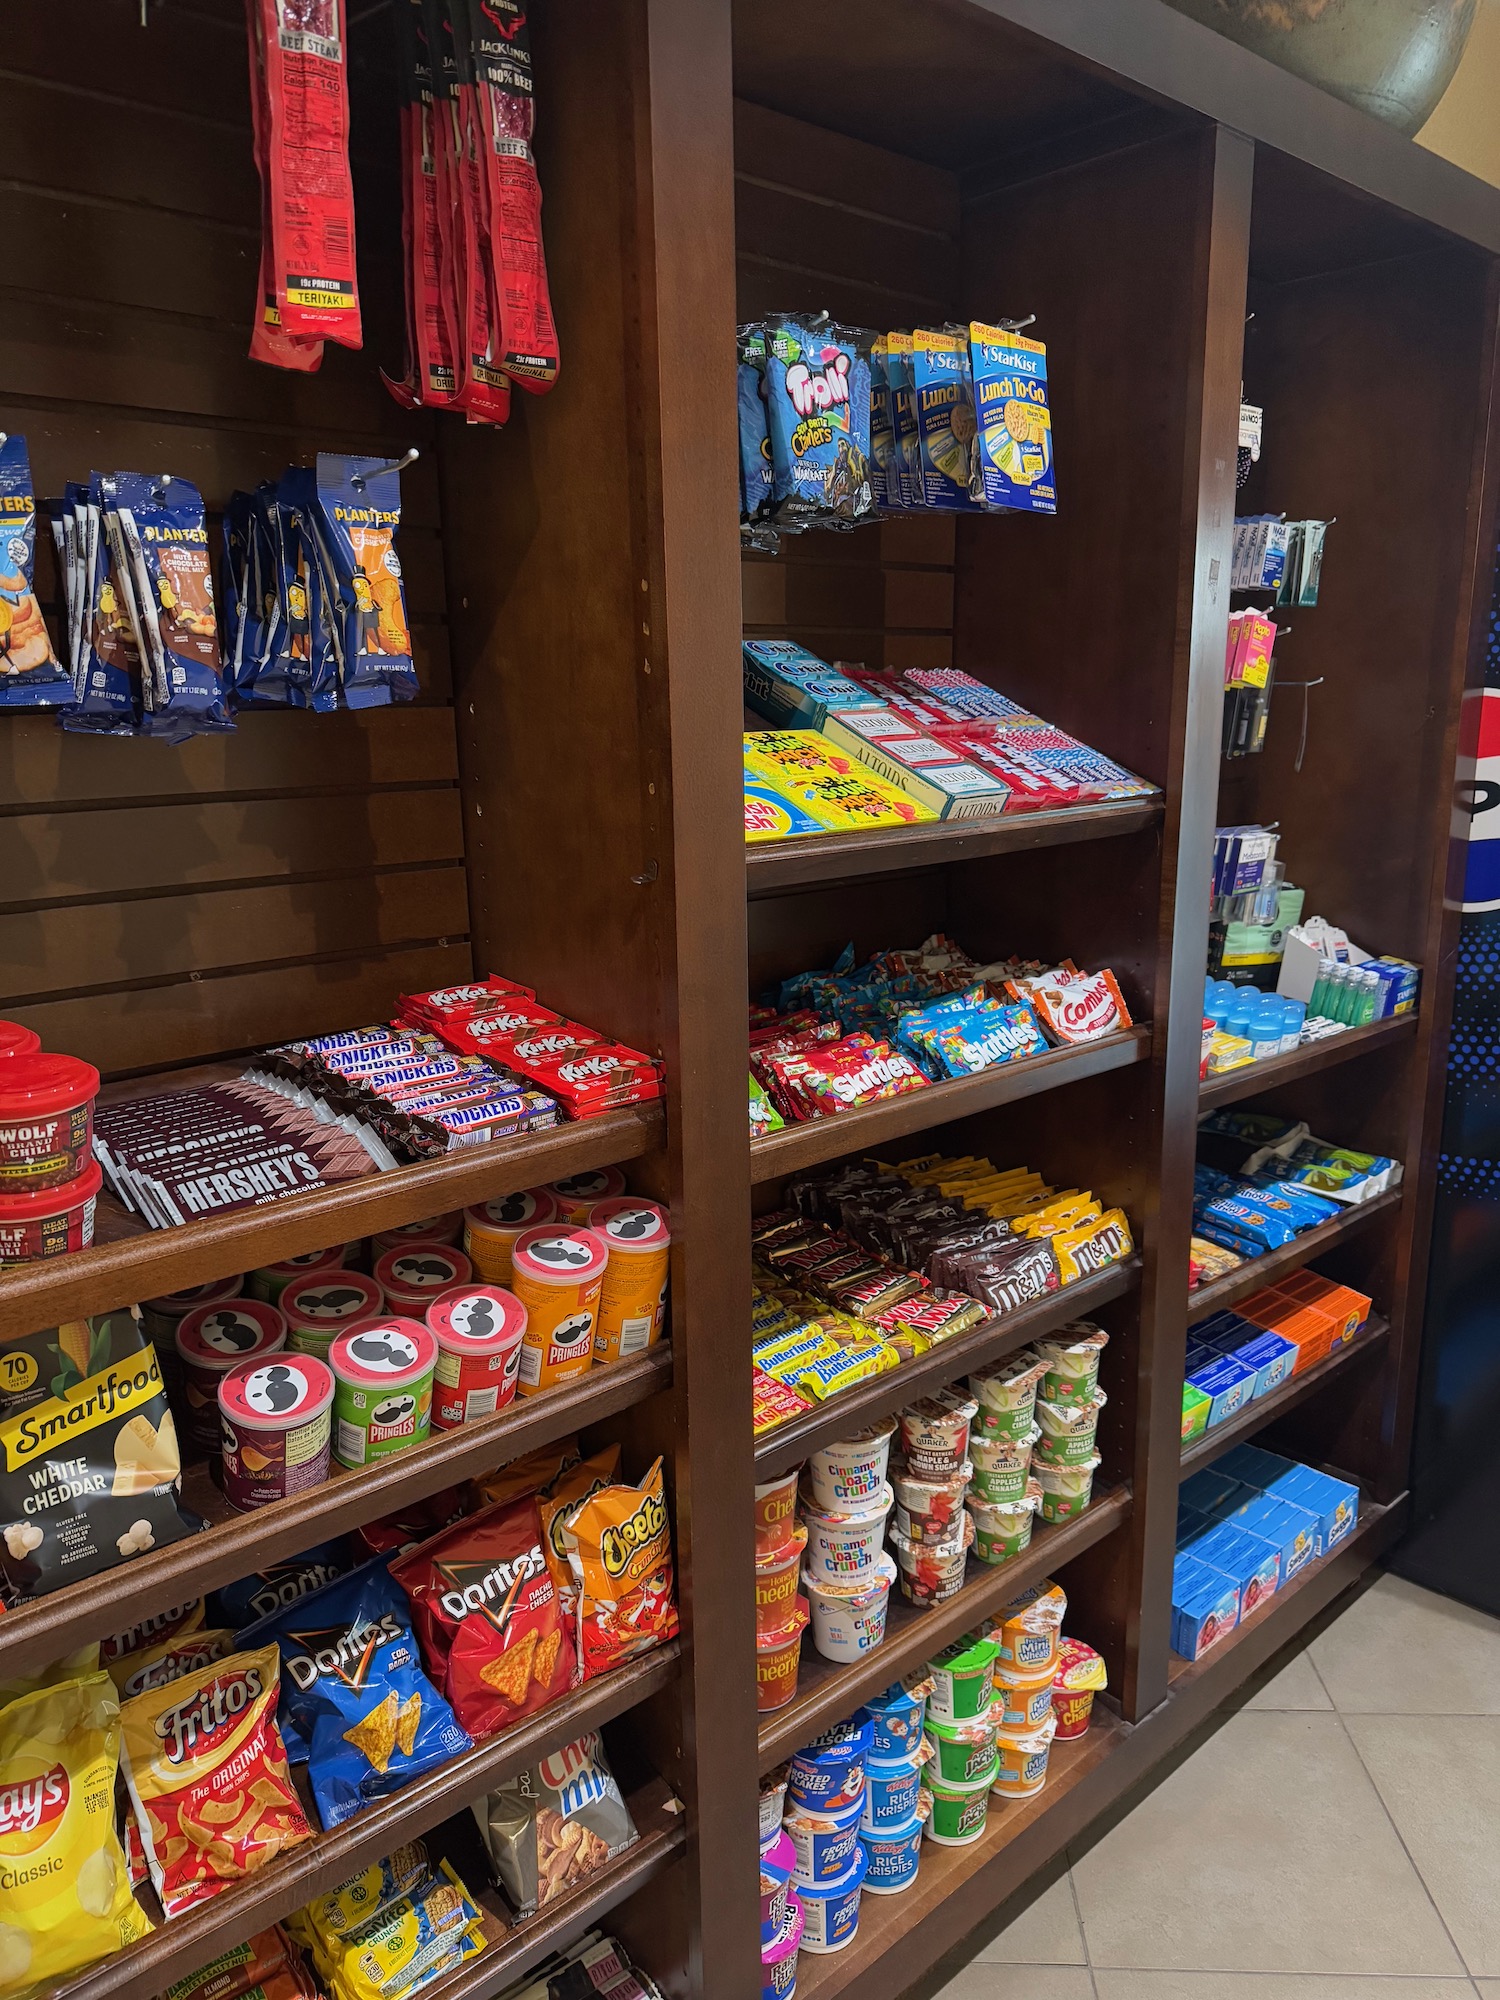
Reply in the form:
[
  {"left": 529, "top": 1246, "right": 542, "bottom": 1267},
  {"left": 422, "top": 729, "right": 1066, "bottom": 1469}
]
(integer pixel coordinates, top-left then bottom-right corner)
[{"left": 1188, "top": 1187, "right": 1403, "bottom": 1322}]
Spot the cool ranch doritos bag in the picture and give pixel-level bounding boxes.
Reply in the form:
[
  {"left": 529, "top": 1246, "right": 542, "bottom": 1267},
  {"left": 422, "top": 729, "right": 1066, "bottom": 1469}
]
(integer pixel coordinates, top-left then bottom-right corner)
[
  {"left": 392, "top": 1494, "right": 574, "bottom": 1741},
  {"left": 0, "top": 433, "right": 73, "bottom": 709},
  {"left": 239, "top": 1559, "right": 469, "bottom": 1828}
]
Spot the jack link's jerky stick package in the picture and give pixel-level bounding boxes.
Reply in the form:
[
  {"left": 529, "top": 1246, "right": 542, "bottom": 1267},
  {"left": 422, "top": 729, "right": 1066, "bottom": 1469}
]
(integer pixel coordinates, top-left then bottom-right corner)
[
  {"left": 387, "top": 0, "right": 460, "bottom": 412},
  {"left": 0, "top": 434, "right": 74, "bottom": 708},
  {"left": 443, "top": 0, "right": 513, "bottom": 426},
  {"left": 245, "top": 0, "right": 323, "bottom": 372},
  {"left": 108, "top": 474, "right": 233, "bottom": 731},
  {"left": 316, "top": 455, "right": 418, "bottom": 706},
  {"left": 246, "top": 0, "right": 362, "bottom": 354}
]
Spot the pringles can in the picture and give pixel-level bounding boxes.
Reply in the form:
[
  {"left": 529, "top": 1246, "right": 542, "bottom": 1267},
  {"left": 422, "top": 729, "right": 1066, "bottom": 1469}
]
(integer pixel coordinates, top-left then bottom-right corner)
[
  {"left": 175, "top": 1299, "right": 287, "bottom": 1452},
  {"left": 280, "top": 1268, "right": 385, "bottom": 1360},
  {"left": 463, "top": 1187, "right": 559, "bottom": 1285},
  {"left": 426, "top": 1283, "right": 528, "bottom": 1428},
  {"left": 248, "top": 1242, "right": 356, "bottom": 1305},
  {"left": 374, "top": 1242, "right": 472, "bottom": 1316},
  {"left": 587, "top": 1197, "right": 670, "bottom": 1363},
  {"left": 545, "top": 1167, "right": 626, "bottom": 1225},
  {"left": 372, "top": 1212, "right": 463, "bottom": 1253},
  {"left": 510, "top": 1224, "right": 609, "bottom": 1395},
  {"left": 329, "top": 1317, "right": 437, "bottom": 1466},
  {"left": 218, "top": 1352, "right": 333, "bottom": 1510}
]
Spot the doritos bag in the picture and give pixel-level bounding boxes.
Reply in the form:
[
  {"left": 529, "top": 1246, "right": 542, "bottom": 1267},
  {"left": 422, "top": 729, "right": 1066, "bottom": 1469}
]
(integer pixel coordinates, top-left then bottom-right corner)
[
  {"left": 567, "top": 1458, "right": 679, "bottom": 1679},
  {"left": 238, "top": 1560, "right": 470, "bottom": 1829},
  {"left": 392, "top": 1495, "right": 574, "bottom": 1741},
  {"left": 210, "top": 1536, "right": 356, "bottom": 1631},
  {"left": 354, "top": 1489, "right": 468, "bottom": 1562},
  {"left": 0, "top": 1673, "right": 152, "bottom": 1996},
  {"left": 119, "top": 1643, "right": 312, "bottom": 1918}
]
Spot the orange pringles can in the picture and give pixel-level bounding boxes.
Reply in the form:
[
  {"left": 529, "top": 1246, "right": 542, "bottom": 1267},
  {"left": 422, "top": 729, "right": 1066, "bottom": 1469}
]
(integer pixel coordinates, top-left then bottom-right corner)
[
  {"left": 510, "top": 1223, "right": 609, "bottom": 1396},
  {"left": 587, "top": 1196, "right": 671, "bottom": 1365},
  {"left": 546, "top": 1166, "right": 626, "bottom": 1225},
  {"left": 463, "top": 1186, "right": 560, "bottom": 1285}
]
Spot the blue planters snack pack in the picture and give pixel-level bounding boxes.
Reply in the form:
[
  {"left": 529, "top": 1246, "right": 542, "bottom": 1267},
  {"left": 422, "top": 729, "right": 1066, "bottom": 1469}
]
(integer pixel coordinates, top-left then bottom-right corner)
[
  {"left": 106, "top": 472, "right": 230, "bottom": 728},
  {"left": 910, "top": 327, "right": 982, "bottom": 511},
  {"left": 759, "top": 315, "right": 875, "bottom": 528},
  {"left": 0, "top": 433, "right": 74, "bottom": 707},
  {"left": 969, "top": 321, "right": 1056, "bottom": 514},
  {"left": 239, "top": 1557, "right": 471, "bottom": 1828},
  {"left": 315, "top": 453, "right": 418, "bottom": 706}
]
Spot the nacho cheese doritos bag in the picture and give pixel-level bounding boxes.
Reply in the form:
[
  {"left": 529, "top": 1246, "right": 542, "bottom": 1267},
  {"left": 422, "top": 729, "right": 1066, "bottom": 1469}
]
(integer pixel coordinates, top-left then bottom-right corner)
[
  {"left": 0, "top": 1672, "right": 152, "bottom": 1998},
  {"left": 567, "top": 1458, "right": 679, "bottom": 1679},
  {"left": 119, "top": 1643, "right": 312, "bottom": 1918}
]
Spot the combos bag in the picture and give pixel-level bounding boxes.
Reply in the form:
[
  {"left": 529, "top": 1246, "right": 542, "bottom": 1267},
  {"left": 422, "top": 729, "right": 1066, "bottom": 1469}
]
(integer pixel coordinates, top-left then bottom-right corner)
[
  {"left": 315, "top": 455, "right": 418, "bottom": 706},
  {"left": 0, "top": 433, "right": 73, "bottom": 709},
  {"left": 0, "top": 1672, "right": 153, "bottom": 1997},
  {"left": 119, "top": 1643, "right": 312, "bottom": 1918},
  {"left": 239, "top": 1559, "right": 471, "bottom": 1829},
  {"left": 392, "top": 1494, "right": 575, "bottom": 1741},
  {"left": 473, "top": 1731, "right": 638, "bottom": 1920},
  {"left": 0, "top": 1315, "right": 195, "bottom": 1601},
  {"left": 567, "top": 1457, "right": 679, "bottom": 1679}
]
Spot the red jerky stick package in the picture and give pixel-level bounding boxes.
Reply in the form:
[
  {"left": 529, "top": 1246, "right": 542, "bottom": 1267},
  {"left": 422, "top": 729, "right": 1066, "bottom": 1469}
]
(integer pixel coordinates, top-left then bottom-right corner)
[
  {"left": 245, "top": 4, "right": 321, "bottom": 371},
  {"left": 247, "top": 0, "right": 362, "bottom": 354},
  {"left": 392, "top": 1494, "right": 575, "bottom": 1740},
  {"left": 441, "top": 0, "right": 513, "bottom": 426},
  {"left": 387, "top": 0, "right": 460, "bottom": 410}
]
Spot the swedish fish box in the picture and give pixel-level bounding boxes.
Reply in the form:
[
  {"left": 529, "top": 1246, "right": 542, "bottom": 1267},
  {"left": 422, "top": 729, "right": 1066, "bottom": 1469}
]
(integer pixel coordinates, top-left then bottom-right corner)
[{"left": 970, "top": 322, "right": 1056, "bottom": 515}]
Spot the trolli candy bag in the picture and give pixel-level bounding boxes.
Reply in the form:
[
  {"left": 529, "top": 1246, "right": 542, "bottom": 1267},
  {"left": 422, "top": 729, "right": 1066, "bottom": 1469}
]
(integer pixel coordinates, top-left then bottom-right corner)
[
  {"left": 316, "top": 455, "right": 419, "bottom": 706},
  {"left": 762, "top": 317, "right": 875, "bottom": 528},
  {"left": 0, "top": 434, "right": 74, "bottom": 709}
]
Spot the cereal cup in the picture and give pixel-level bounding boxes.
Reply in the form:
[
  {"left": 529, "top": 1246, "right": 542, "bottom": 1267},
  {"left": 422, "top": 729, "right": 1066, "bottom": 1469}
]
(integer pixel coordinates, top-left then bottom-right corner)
[
  {"left": 463, "top": 1187, "right": 559, "bottom": 1284},
  {"left": 1052, "top": 1638, "right": 1108, "bottom": 1738},
  {"left": 970, "top": 1352, "right": 1047, "bottom": 1441},
  {"left": 1034, "top": 1388, "right": 1107, "bottom": 1468},
  {"left": 176, "top": 1298, "right": 287, "bottom": 1452},
  {"left": 510, "top": 1224, "right": 608, "bottom": 1395},
  {"left": 280, "top": 1269, "right": 385, "bottom": 1361},
  {"left": 329, "top": 1317, "right": 437, "bottom": 1466},
  {"left": 756, "top": 1598, "right": 809, "bottom": 1712},
  {"left": 803, "top": 1554, "right": 896, "bottom": 1663},
  {"left": 1034, "top": 1323, "right": 1109, "bottom": 1404},
  {"left": 966, "top": 1483, "right": 1041, "bottom": 1567},
  {"left": 925, "top": 1635, "right": 998, "bottom": 1723},
  {"left": 760, "top": 1767, "right": 790, "bottom": 1850},
  {"left": 794, "top": 1846, "right": 868, "bottom": 1954},
  {"left": 217, "top": 1353, "right": 333, "bottom": 1511},
  {"left": 761, "top": 1897, "right": 803, "bottom": 2000},
  {"left": 859, "top": 1813, "right": 924, "bottom": 1895},
  {"left": 0, "top": 1157, "right": 101, "bottom": 1266},
  {"left": 923, "top": 1713, "right": 998, "bottom": 1787},
  {"left": 760, "top": 1829, "right": 797, "bottom": 1943},
  {"left": 898, "top": 1390, "right": 978, "bottom": 1477},
  {"left": 861, "top": 1753, "right": 924, "bottom": 1832},
  {"left": 426, "top": 1282, "right": 527, "bottom": 1427},
  {"left": 890, "top": 1461, "right": 972, "bottom": 1548},
  {"left": 993, "top": 1666, "right": 1056, "bottom": 1731},
  {"left": 992, "top": 1710, "right": 1057, "bottom": 1800},
  {"left": 864, "top": 1683, "right": 928, "bottom": 1761},
  {"left": 755, "top": 1465, "right": 803, "bottom": 1557},
  {"left": 890, "top": 1523, "right": 970, "bottom": 1607},
  {"left": 922, "top": 1762, "right": 997, "bottom": 1845},
  {"left": 588, "top": 1196, "right": 671, "bottom": 1363},
  {"left": 757, "top": 1525, "right": 810, "bottom": 1635},
  {"left": 987, "top": 1579, "right": 1068, "bottom": 1675},
  {"left": 800, "top": 1484, "right": 893, "bottom": 1587},
  {"left": 807, "top": 1420, "right": 896, "bottom": 1514},
  {"left": 783, "top": 1795, "right": 864, "bottom": 1887},
  {"left": 1034, "top": 1452, "right": 1101, "bottom": 1523},
  {"left": 788, "top": 1714, "right": 873, "bottom": 1812},
  {"left": 0, "top": 1053, "right": 97, "bottom": 1190}
]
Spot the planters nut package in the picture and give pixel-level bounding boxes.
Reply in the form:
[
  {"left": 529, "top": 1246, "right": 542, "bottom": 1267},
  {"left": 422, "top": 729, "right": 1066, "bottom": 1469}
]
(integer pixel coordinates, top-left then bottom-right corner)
[
  {"left": 392, "top": 1495, "right": 576, "bottom": 1741},
  {"left": 238, "top": 1559, "right": 470, "bottom": 1829}
]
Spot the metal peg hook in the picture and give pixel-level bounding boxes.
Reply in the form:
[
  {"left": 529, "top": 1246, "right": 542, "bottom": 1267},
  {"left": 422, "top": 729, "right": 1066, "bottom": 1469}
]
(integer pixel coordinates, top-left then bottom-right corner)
[
  {"left": 998, "top": 314, "right": 1037, "bottom": 333},
  {"left": 1272, "top": 675, "right": 1325, "bottom": 775},
  {"left": 350, "top": 448, "right": 421, "bottom": 491}
]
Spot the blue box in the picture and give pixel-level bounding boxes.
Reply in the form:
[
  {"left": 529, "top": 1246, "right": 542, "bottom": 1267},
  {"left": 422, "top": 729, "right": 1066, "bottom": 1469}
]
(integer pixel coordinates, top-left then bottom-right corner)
[
  {"left": 1186, "top": 1522, "right": 1282, "bottom": 1614},
  {"left": 1193, "top": 1311, "right": 1261, "bottom": 1349},
  {"left": 1231, "top": 1493, "right": 1321, "bottom": 1581},
  {"left": 1181, "top": 1466, "right": 1252, "bottom": 1516},
  {"left": 1184, "top": 1340, "right": 1221, "bottom": 1376},
  {"left": 1171, "top": 1553, "right": 1241, "bottom": 1660},
  {"left": 1176, "top": 1503, "right": 1210, "bottom": 1547},
  {"left": 1268, "top": 1466, "right": 1360, "bottom": 1555},
  {"left": 1236, "top": 1330, "right": 1298, "bottom": 1398},
  {"left": 742, "top": 640, "right": 884, "bottom": 731},
  {"left": 1187, "top": 1353, "right": 1258, "bottom": 1427},
  {"left": 1215, "top": 1443, "right": 1298, "bottom": 1492}
]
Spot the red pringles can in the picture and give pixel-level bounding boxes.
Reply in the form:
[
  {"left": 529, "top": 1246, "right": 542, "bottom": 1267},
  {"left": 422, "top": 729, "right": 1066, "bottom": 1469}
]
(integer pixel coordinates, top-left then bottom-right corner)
[{"left": 426, "top": 1283, "right": 528, "bottom": 1428}]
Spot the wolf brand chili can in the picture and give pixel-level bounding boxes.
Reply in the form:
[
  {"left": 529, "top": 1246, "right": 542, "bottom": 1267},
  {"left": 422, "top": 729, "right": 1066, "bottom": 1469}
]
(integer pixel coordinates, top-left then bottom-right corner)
[
  {"left": 545, "top": 1166, "right": 626, "bottom": 1224},
  {"left": 0, "top": 1022, "right": 40, "bottom": 1059},
  {"left": 248, "top": 1241, "right": 356, "bottom": 1304},
  {"left": 426, "top": 1283, "right": 527, "bottom": 1428},
  {"left": 374, "top": 1242, "right": 472, "bottom": 1316},
  {"left": 329, "top": 1316, "right": 437, "bottom": 1465},
  {"left": 175, "top": 1298, "right": 288, "bottom": 1452},
  {"left": 280, "top": 1267, "right": 385, "bottom": 1360},
  {"left": 510, "top": 1224, "right": 609, "bottom": 1395},
  {"left": 587, "top": 1197, "right": 670, "bottom": 1364},
  {"left": 218, "top": 1352, "right": 333, "bottom": 1510},
  {"left": 0, "top": 1157, "right": 102, "bottom": 1267},
  {"left": 0, "top": 1053, "right": 99, "bottom": 1189},
  {"left": 463, "top": 1187, "right": 559, "bottom": 1284}
]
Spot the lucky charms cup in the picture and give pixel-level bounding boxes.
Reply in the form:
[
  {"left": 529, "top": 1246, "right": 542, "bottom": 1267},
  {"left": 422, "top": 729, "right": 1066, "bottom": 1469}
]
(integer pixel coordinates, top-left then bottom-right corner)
[
  {"left": 1052, "top": 1638, "right": 1108, "bottom": 1738},
  {"left": 898, "top": 1389, "right": 978, "bottom": 1478},
  {"left": 1033, "top": 1322, "right": 1109, "bottom": 1404},
  {"left": 970, "top": 1351, "right": 1047, "bottom": 1443},
  {"left": 806, "top": 1420, "right": 896, "bottom": 1513}
]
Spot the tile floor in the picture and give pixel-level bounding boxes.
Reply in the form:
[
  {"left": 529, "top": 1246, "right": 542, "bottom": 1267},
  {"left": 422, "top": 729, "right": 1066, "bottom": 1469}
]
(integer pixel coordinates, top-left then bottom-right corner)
[{"left": 937, "top": 1571, "right": 1500, "bottom": 1999}]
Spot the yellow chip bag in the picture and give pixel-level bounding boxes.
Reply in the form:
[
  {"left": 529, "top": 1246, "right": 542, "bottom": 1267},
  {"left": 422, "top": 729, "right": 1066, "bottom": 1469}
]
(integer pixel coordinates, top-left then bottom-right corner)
[
  {"left": 0, "top": 1644, "right": 101, "bottom": 1710},
  {"left": 0, "top": 1671, "right": 152, "bottom": 1997}
]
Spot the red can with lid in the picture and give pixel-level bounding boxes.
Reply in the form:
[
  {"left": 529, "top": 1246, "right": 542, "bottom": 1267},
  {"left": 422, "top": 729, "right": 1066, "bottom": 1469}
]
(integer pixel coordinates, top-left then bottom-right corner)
[
  {"left": 425, "top": 1282, "right": 528, "bottom": 1428},
  {"left": 0, "top": 1157, "right": 102, "bottom": 1265},
  {"left": 175, "top": 1297, "right": 287, "bottom": 1452},
  {"left": 374, "top": 1242, "right": 473, "bottom": 1314},
  {"left": 371, "top": 1212, "right": 463, "bottom": 1253},
  {"left": 218, "top": 1352, "right": 334, "bottom": 1511},
  {"left": 280, "top": 1268, "right": 385, "bottom": 1360},
  {"left": 0, "top": 1021, "right": 41, "bottom": 1059},
  {"left": 0, "top": 1053, "right": 99, "bottom": 1189}
]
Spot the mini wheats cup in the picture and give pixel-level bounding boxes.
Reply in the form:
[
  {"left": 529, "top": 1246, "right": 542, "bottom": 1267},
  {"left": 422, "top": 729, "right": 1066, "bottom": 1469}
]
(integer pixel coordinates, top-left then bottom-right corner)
[
  {"left": 510, "top": 1225, "right": 609, "bottom": 1396},
  {"left": 586, "top": 1197, "right": 670, "bottom": 1363}
]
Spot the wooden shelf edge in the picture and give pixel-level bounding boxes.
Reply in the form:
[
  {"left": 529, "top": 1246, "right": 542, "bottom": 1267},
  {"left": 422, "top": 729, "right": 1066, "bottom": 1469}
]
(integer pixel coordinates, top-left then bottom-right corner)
[
  {"left": 1178, "top": 1315, "right": 1392, "bottom": 1479},
  {"left": 1187, "top": 1186, "right": 1404, "bottom": 1323},
  {"left": 1198, "top": 1012, "right": 1418, "bottom": 1108},
  {"left": 754, "top": 1261, "right": 1138, "bottom": 1479},
  {"left": 0, "top": 1346, "right": 674, "bottom": 1682},
  {"left": 0, "top": 1102, "right": 667, "bottom": 1338},
  {"left": 756, "top": 1487, "right": 1133, "bottom": 1770},
  {"left": 745, "top": 798, "right": 1163, "bottom": 895},
  {"left": 51, "top": 1649, "right": 683, "bottom": 2000},
  {"left": 750, "top": 1029, "right": 1151, "bottom": 1182}
]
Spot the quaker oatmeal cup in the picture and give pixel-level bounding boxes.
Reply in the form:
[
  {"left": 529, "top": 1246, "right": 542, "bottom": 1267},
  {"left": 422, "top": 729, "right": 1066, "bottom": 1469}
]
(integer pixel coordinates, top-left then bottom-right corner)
[
  {"left": 898, "top": 1390, "right": 978, "bottom": 1477},
  {"left": 889, "top": 1459, "right": 972, "bottom": 1548},
  {"left": 969, "top": 1426, "right": 1040, "bottom": 1502},
  {"left": 966, "top": 1482, "right": 1041, "bottom": 1567},
  {"left": 1033, "top": 1387, "right": 1107, "bottom": 1468},
  {"left": 969, "top": 1351, "right": 1047, "bottom": 1442},
  {"left": 1034, "top": 1322, "right": 1109, "bottom": 1404},
  {"left": 890, "top": 1522, "right": 970, "bottom": 1607},
  {"left": 1033, "top": 1452, "right": 1101, "bottom": 1524}
]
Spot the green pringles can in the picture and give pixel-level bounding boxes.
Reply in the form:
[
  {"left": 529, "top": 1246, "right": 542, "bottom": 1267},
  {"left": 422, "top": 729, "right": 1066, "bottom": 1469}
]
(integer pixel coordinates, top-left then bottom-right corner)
[{"left": 329, "top": 1316, "right": 438, "bottom": 1466}]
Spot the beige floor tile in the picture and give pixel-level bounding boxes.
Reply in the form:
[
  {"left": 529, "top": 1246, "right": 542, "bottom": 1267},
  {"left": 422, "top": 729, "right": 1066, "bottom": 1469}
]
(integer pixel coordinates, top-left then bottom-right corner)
[
  {"left": 1094, "top": 1976, "right": 1476, "bottom": 1999},
  {"left": 1475, "top": 1984, "right": 1500, "bottom": 1996},
  {"left": 1346, "top": 1713, "right": 1500, "bottom": 1976},
  {"left": 1242, "top": 1645, "right": 1332, "bottom": 1710},
  {"left": 972, "top": 1871, "right": 1087, "bottom": 1964},
  {"left": 934, "top": 1970, "right": 1095, "bottom": 2000},
  {"left": 1312, "top": 1573, "right": 1500, "bottom": 1714},
  {"left": 1070, "top": 1711, "right": 1465, "bottom": 1974}
]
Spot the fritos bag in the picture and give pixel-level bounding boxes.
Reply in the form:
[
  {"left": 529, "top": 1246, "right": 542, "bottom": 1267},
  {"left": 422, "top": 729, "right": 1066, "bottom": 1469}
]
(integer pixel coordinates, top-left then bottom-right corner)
[
  {"left": 0, "top": 1673, "right": 152, "bottom": 1997},
  {"left": 119, "top": 1643, "right": 312, "bottom": 1918},
  {"left": 567, "top": 1458, "right": 678, "bottom": 1679},
  {"left": 392, "top": 1495, "right": 574, "bottom": 1741},
  {"left": 107, "top": 1629, "right": 235, "bottom": 1704}
]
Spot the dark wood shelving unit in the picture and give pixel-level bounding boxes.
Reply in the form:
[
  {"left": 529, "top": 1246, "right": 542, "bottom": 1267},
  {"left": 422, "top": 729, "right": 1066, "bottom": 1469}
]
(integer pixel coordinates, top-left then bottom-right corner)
[
  {"left": 749, "top": 1029, "right": 1150, "bottom": 1181},
  {"left": 1198, "top": 1012, "right": 1419, "bottom": 1108},
  {"left": 1180, "top": 1315, "right": 1391, "bottom": 1478},
  {"left": 2, "top": 0, "right": 1492, "bottom": 1994}
]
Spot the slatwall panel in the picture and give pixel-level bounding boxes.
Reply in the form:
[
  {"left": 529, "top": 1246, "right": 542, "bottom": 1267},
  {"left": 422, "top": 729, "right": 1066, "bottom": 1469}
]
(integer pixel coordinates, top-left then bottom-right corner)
[
  {"left": 735, "top": 100, "right": 960, "bottom": 676},
  {"left": 0, "top": 0, "right": 470, "bottom": 1077}
]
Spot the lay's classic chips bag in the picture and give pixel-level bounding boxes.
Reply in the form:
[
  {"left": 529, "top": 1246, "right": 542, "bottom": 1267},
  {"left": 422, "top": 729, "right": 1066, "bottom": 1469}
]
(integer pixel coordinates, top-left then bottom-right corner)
[{"left": 0, "top": 1672, "right": 152, "bottom": 1998}]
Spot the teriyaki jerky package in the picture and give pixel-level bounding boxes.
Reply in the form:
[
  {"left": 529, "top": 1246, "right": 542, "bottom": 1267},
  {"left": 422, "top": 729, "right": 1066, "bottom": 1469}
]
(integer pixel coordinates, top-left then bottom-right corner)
[
  {"left": 440, "top": 0, "right": 512, "bottom": 427},
  {"left": 910, "top": 327, "right": 982, "bottom": 511},
  {"left": 473, "top": 1731, "right": 638, "bottom": 1919},
  {"left": 316, "top": 454, "right": 418, "bottom": 705},
  {"left": 969, "top": 320, "right": 1056, "bottom": 515},
  {"left": 387, "top": 0, "right": 460, "bottom": 412},
  {"left": 0, "top": 432, "right": 74, "bottom": 708},
  {"left": 245, "top": 0, "right": 322, "bottom": 372},
  {"left": 107, "top": 473, "right": 231, "bottom": 726},
  {"left": 0, "top": 1312, "right": 196, "bottom": 1600},
  {"left": 762, "top": 317, "right": 874, "bottom": 528}
]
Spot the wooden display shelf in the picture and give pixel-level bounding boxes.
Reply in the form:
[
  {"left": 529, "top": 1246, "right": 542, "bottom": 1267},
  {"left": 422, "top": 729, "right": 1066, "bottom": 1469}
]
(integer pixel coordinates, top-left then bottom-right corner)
[
  {"left": 754, "top": 1261, "right": 1138, "bottom": 1479},
  {"left": 744, "top": 799, "right": 1163, "bottom": 896},
  {"left": 0, "top": 1346, "right": 673, "bottom": 1682},
  {"left": 756, "top": 1486, "right": 1131, "bottom": 1769},
  {"left": 1179, "top": 1315, "right": 1391, "bottom": 1478},
  {"left": 1187, "top": 1187, "right": 1404, "bottom": 1322},
  {"left": 52, "top": 1655, "right": 681, "bottom": 2000},
  {"left": 750, "top": 1029, "right": 1151, "bottom": 1181},
  {"left": 0, "top": 1099, "right": 666, "bottom": 1339},
  {"left": 1198, "top": 1012, "right": 1418, "bottom": 1108}
]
